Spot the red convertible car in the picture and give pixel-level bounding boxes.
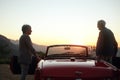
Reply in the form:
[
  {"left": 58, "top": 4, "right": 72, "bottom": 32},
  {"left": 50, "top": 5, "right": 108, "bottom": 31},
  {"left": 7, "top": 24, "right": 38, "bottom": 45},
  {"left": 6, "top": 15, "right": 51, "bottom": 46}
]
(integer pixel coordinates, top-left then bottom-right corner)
[
  {"left": 34, "top": 44, "right": 120, "bottom": 80},
  {"left": 10, "top": 44, "right": 120, "bottom": 80}
]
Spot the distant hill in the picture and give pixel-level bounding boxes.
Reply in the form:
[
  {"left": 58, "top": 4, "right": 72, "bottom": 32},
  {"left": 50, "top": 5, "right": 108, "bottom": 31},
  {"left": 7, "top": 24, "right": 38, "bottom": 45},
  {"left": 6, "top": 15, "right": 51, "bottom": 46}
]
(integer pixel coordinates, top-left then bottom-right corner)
[
  {"left": 10, "top": 39, "right": 47, "bottom": 52},
  {"left": 0, "top": 34, "right": 120, "bottom": 57},
  {"left": 0, "top": 34, "right": 46, "bottom": 57}
]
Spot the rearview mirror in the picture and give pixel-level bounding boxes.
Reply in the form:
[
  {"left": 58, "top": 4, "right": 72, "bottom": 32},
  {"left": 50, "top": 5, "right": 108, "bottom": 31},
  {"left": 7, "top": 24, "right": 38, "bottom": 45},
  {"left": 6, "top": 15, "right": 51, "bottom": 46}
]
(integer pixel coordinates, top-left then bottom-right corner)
[{"left": 64, "top": 46, "right": 70, "bottom": 50}]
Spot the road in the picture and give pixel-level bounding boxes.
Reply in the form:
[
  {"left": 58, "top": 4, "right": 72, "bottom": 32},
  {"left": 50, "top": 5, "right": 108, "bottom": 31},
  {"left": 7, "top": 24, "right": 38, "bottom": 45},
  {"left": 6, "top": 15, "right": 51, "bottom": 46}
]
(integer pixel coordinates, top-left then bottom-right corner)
[{"left": 0, "top": 64, "right": 34, "bottom": 80}]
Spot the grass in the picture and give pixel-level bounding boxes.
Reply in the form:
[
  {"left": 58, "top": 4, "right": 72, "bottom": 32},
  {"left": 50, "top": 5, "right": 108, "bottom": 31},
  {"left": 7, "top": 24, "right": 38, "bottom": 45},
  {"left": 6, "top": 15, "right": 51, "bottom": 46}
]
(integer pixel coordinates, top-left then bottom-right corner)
[
  {"left": 0, "top": 64, "right": 34, "bottom": 80},
  {"left": 0, "top": 58, "right": 10, "bottom": 64}
]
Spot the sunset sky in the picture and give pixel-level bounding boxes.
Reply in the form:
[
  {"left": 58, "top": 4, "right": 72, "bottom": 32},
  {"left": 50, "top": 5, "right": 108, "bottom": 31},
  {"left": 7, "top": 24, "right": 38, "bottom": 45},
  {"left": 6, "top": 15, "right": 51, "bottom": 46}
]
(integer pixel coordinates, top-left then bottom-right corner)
[{"left": 0, "top": 0, "right": 120, "bottom": 46}]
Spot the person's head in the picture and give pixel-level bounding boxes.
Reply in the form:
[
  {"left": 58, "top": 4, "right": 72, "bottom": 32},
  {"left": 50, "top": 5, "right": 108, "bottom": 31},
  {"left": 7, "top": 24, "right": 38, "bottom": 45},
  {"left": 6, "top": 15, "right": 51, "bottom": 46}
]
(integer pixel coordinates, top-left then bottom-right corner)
[
  {"left": 97, "top": 20, "right": 106, "bottom": 30},
  {"left": 22, "top": 24, "right": 32, "bottom": 35}
]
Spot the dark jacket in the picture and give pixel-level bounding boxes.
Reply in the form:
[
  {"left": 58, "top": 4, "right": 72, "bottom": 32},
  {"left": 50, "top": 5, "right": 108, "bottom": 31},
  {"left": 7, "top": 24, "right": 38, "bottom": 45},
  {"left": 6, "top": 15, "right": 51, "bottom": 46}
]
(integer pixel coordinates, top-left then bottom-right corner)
[
  {"left": 96, "top": 28, "right": 118, "bottom": 56},
  {"left": 19, "top": 34, "right": 36, "bottom": 64}
]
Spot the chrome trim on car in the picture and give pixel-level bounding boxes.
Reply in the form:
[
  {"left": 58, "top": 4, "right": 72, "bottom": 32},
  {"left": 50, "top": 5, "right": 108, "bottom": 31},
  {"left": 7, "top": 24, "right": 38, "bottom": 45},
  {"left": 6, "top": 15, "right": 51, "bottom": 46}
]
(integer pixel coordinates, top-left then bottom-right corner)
[
  {"left": 75, "top": 71, "right": 82, "bottom": 76},
  {"left": 76, "top": 78, "right": 82, "bottom": 80}
]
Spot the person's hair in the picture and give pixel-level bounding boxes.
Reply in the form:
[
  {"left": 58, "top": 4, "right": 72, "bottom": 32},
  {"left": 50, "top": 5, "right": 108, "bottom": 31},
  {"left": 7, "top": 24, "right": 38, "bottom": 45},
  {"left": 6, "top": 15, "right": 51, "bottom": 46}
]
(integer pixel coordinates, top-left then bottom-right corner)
[
  {"left": 98, "top": 20, "right": 106, "bottom": 26},
  {"left": 22, "top": 24, "right": 31, "bottom": 33}
]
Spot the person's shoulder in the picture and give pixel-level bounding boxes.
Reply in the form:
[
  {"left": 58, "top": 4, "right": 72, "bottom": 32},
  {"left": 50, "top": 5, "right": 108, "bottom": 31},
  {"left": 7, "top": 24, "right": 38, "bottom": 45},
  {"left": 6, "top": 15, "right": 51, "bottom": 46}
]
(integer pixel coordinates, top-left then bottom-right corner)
[
  {"left": 104, "top": 27, "right": 111, "bottom": 31},
  {"left": 102, "top": 27, "right": 111, "bottom": 32},
  {"left": 106, "top": 28, "right": 113, "bottom": 33},
  {"left": 22, "top": 34, "right": 29, "bottom": 37},
  {"left": 20, "top": 34, "right": 29, "bottom": 39}
]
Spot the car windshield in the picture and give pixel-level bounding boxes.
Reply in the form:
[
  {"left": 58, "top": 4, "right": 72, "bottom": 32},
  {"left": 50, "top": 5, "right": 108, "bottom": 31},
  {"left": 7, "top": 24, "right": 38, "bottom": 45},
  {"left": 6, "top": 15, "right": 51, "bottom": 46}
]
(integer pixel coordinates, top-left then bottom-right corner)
[{"left": 46, "top": 45, "right": 88, "bottom": 58}]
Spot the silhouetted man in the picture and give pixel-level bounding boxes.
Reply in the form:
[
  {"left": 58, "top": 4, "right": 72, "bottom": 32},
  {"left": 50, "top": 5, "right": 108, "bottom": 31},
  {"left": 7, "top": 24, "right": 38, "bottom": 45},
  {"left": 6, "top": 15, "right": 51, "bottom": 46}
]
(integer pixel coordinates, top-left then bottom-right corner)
[
  {"left": 19, "top": 24, "right": 40, "bottom": 80},
  {"left": 96, "top": 20, "right": 118, "bottom": 63}
]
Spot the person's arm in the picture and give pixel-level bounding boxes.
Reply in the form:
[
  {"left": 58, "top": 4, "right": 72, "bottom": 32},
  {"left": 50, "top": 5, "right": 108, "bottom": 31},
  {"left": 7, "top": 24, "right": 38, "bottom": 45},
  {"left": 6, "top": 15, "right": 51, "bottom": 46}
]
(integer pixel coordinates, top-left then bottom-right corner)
[
  {"left": 113, "top": 38, "right": 118, "bottom": 57},
  {"left": 96, "top": 31, "right": 104, "bottom": 55},
  {"left": 25, "top": 36, "right": 38, "bottom": 57}
]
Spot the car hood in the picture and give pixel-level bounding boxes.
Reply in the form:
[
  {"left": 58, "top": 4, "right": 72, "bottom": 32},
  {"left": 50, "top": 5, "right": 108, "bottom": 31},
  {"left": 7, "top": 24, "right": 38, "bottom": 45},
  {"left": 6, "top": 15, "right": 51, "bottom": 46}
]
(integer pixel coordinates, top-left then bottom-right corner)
[{"left": 37, "top": 59, "right": 116, "bottom": 78}]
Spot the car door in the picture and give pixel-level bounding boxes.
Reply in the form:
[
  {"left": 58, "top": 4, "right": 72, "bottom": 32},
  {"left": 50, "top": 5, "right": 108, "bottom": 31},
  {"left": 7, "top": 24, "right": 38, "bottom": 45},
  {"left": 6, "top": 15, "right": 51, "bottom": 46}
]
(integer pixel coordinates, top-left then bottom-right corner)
[
  {"left": 112, "top": 57, "right": 120, "bottom": 79},
  {"left": 10, "top": 56, "right": 38, "bottom": 74}
]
